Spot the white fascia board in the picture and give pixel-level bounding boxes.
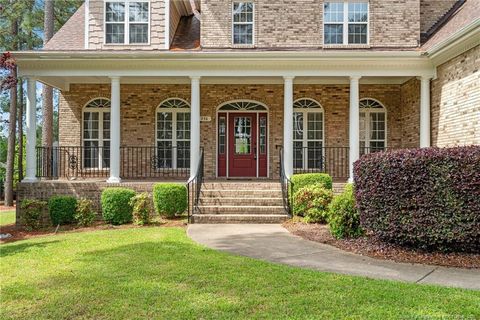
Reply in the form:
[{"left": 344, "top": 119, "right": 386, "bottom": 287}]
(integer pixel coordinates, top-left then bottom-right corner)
[
  {"left": 84, "top": 0, "right": 89, "bottom": 50},
  {"left": 426, "top": 19, "right": 480, "bottom": 66}
]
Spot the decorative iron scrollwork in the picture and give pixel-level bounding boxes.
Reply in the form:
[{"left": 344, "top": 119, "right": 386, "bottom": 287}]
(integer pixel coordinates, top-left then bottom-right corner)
[
  {"left": 150, "top": 155, "right": 159, "bottom": 169},
  {"left": 68, "top": 155, "right": 78, "bottom": 170}
]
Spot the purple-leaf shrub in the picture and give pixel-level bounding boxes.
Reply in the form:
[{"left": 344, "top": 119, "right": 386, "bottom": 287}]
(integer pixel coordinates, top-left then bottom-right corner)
[{"left": 354, "top": 146, "right": 480, "bottom": 252}]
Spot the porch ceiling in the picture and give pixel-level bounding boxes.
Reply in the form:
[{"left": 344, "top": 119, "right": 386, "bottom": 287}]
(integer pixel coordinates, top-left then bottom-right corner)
[{"left": 36, "top": 75, "right": 414, "bottom": 91}]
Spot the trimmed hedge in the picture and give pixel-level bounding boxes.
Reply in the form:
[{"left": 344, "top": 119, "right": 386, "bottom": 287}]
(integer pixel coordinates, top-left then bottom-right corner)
[
  {"left": 130, "top": 192, "right": 153, "bottom": 226},
  {"left": 291, "top": 173, "right": 333, "bottom": 194},
  {"left": 101, "top": 188, "right": 136, "bottom": 225},
  {"left": 328, "top": 184, "right": 363, "bottom": 239},
  {"left": 354, "top": 146, "right": 480, "bottom": 252},
  {"left": 75, "top": 198, "right": 96, "bottom": 227},
  {"left": 48, "top": 196, "right": 77, "bottom": 226},
  {"left": 20, "top": 199, "right": 47, "bottom": 231},
  {"left": 153, "top": 183, "right": 187, "bottom": 218}
]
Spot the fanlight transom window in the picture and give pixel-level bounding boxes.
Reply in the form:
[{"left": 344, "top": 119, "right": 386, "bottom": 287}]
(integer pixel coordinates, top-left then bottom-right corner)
[
  {"left": 83, "top": 98, "right": 111, "bottom": 169},
  {"left": 293, "top": 99, "right": 324, "bottom": 171},
  {"left": 219, "top": 101, "right": 267, "bottom": 111},
  {"left": 156, "top": 98, "right": 191, "bottom": 169},
  {"left": 360, "top": 98, "right": 386, "bottom": 154}
]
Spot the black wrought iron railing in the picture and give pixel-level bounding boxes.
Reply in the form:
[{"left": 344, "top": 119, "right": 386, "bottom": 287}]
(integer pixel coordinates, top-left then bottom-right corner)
[
  {"left": 36, "top": 146, "right": 110, "bottom": 179},
  {"left": 187, "top": 148, "right": 204, "bottom": 223},
  {"left": 279, "top": 147, "right": 294, "bottom": 217},
  {"left": 120, "top": 146, "right": 190, "bottom": 179},
  {"left": 293, "top": 146, "right": 350, "bottom": 179},
  {"left": 36, "top": 146, "right": 190, "bottom": 180}
]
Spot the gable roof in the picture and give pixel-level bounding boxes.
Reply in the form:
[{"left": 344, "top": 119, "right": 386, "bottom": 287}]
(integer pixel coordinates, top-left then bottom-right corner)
[
  {"left": 422, "top": 0, "right": 480, "bottom": 50},
  {"left": 43, "top": 3, "right": 85, "bottom": 51}
]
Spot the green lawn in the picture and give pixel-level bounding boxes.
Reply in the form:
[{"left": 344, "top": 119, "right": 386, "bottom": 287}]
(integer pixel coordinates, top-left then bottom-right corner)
[
  {"left": 0, "top": 210, "right": 15, "bottom": 226},
  {"left": 1, "top": 228, "right": 479, "bottom": 319}
]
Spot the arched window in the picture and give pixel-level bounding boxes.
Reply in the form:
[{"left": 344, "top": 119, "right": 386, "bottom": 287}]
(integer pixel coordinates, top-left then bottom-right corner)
[
  {"left": 218, "top": 101, "right": 268, "bottom": 111},
  {"left": 83, "top": 98, "right": 111, "bottom": 169},
  {"left": 156, "top": 98, "right": 190, "bottom": 169},
  {"left": 293, "top": 98, "right": 324, "bottom": 170},
  {"left": 360, "top": 98, "right": 386, "bottom": 154}
]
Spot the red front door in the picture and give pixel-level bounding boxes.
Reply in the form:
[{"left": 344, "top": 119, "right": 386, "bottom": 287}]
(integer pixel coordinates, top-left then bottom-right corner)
[{"left": 229, "top": 113, "right": 257, "bottom": 177}]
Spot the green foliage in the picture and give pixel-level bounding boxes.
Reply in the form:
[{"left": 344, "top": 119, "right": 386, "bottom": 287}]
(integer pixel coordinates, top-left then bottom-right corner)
[
  {"left": 101, "top": 188, "right": 136, "bottom": 225},
  {"left": 48, "top": 195, "right": 77, "bottom": 226},
  {"left": 153, "top": 183, "right": 187, "bottom": 218},
  {"left": 20, "top": 199, "right": 46, "bottom": 230},
  {"left": 75, "top": 198, "right": 96, "bottom": 227},
  {"left": 293, "top": 184, "right": 333, "bottom": 223},
  {"left": 328, "top": 184, "right": 363, "bottom": 239},
  {"left": 291, "top": 173, "right": 333, "bottom": 194},
  {"left": 129, "top": 192, "right": 153, "bottom": 226}
]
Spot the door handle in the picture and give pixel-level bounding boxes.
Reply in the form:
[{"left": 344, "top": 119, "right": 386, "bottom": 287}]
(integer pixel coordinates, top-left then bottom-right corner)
[{"left": 254, "top": 146, "right": 257, "bottom": 160}]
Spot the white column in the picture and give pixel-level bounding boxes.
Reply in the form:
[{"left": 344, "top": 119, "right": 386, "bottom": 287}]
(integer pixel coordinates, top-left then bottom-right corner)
[
  {"left": 283, "top": 76, "right": 295, "bottom": 178},
  {"left": 23, "top": 78, "right": 38, "bottom": 182},
  {"left": 107, "top": 76, "right": 121, "bottom": 183},
  {"left": 349, "top": 76, "right": 361, "bottom": 183},
  {"left": 420, "top": 77, "right": 431, "bottom": 148},
  {"left": 190, "top": 76, "right": 201, "bottom": 178}
]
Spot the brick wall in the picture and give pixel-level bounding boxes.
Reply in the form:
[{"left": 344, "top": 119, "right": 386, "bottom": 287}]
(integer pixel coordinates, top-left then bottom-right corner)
[
  {"left": 59, "top": 82, "right": 417, "bottom": 179},
  {"left": 431, "top": 46, "right": 480, "bottom": 146},
  {"left": 400, "top": 78, "right": 421, "bottom": 148},
  {"left": 88, "top": 0, "right": 166, "bottom": 50},
  {"left": 201, "top": 0, "right": 420, "bottom": 49},
  {"left": 420, "top": 0, "right": 457, "bottom": 34}
]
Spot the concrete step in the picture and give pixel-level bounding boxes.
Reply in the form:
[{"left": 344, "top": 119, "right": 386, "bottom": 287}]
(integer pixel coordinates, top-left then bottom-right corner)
[
  {"left": 191, "top": 214, "right": 289, "bottom": 224},
  {"left": 199, "top": 197, "right": 283, "bottom": 206},
  {"left": 202, "top": 182, "right": 281, "bottom": 190},
  {"left": 197, "top": 205, "right": 285, "bottom": 215},
  {"left": 200, "top": 189, "right": 283, "bottom": 198}
]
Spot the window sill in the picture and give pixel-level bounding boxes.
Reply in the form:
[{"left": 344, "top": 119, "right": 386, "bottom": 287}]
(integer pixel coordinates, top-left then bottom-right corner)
[
  {"left": 231, "top": 44, "right": 256, "bottom": 49},
  {"left": 323, "top": 44, "right": 371, "bottom": 49}
]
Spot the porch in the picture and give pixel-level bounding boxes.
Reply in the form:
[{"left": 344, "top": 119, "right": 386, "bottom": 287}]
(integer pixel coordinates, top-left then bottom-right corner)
[{"left": 16, "top": 51, "right": 435, "bottom": 185}]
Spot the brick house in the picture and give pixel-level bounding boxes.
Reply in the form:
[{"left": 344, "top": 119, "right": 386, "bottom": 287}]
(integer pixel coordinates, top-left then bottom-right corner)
[{"left": 13, "top": 0, "right": 480, "bottom": 223}]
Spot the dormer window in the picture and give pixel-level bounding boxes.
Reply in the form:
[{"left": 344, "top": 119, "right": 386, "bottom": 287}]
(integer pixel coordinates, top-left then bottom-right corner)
[
  {"left": 324, "top": 1, "right": 368, "bottom": 45},
  {"left": 105, "top": 0, "right": 149, "bottom": 44},
  {"left": 233, "top": 2, "right": 254, "bottom": 45}
]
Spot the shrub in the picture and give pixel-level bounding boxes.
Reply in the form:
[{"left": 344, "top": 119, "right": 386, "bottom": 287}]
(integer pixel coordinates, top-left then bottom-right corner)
[
  {"left": 293, "top": 184, "right": 333, "bottom": 223},
  {"left": 101, "top": 188, "right": 136, "bottom": 225},
  {"left": 20, "top": 199, "right": 47, "bottom": 231},
  {"left": 153, "top": 183, "right": 187, "bottom": 218},
  {"left": 354, "top": 146, "right": 480, "bottom": 252},
  {"left": 75, "top": 198, "right": 96, "bottom": 227},
  {"left": 48, "top": 196, "right": 77, "bottom": 226},
  {"left": 291, "top": 173, "right": 333, "bottom": 194},
  {"left": 129, "top": 192, "right": 153, "bottom": 226},
  {"left": 328, "top": 184, "right": 363, "bottom": 239}
]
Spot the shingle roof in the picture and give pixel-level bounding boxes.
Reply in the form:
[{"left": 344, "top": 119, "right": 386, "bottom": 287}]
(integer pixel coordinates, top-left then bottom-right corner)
[
  {"left": 422, "top": 0, "right": 480, "bottom": 50},
  {"left": 43, "top": 3, "right": 85, "bottom": 51}
]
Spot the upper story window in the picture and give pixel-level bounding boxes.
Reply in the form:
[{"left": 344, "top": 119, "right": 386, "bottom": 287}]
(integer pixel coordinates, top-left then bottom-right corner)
[
  {"left": 233, "top": 2, "right": 254, "bottom": 45},
  {"left": 324, "top": 1, "right": 368, "bottom": 45},
  {"left": 105, "top": 0, "right": 149, "bottom": 44}
]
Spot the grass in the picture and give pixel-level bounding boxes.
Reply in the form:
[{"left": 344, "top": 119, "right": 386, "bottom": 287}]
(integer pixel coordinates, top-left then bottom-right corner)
[
  {"left": 1, "top": 227, "right": 479, "bottom": 319},
  {"left": 0, "top": 210, "right": 15, "bottom": 226}
]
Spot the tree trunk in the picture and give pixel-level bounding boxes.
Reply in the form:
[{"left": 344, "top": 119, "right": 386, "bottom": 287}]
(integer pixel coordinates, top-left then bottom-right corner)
[
  {"left": 18, "top": 79, "right": 24, "bottom": 182},
  {"left": 4, "top": 7, "right": 18, "bottom": 206},
  {"left": 42, "top": 0, "right": 54, "bottom": 149}
]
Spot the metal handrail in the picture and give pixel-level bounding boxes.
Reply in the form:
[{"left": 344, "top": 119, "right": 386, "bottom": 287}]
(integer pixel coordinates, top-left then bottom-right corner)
[
  {"left": 278, "top": 146, "right": 293, "bottom": 217},
  {"left": 186, "top": 148, "right": 204, "bottom": 223}
]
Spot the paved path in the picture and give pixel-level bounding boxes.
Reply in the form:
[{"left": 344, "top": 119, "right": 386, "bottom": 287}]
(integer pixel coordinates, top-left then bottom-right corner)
[{"left": 188, "top": 224, "right": 480, "bottom": 290}]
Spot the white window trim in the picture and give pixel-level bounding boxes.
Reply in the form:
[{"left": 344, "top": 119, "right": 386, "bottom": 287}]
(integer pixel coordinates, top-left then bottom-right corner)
[
  {"left": 231, "top": 1, "right": 255, "bottom": 46},
  {"left": 104, "top": 0, "right": 151, "bottom": 45},
  {"left": 155, "top": 98, "right": 191, "bottom": 169},
  {"left": 359, "top": 98, "right": 387, "bottom": 154},
  {"left": 82, "top": 98, "right": 111, "bottom": 170},
  {"left": 293, "top": 98, "right": 325, "bottom": 170},
  {"left": 323, "top": 1, "right": 369, "bottom": 46}
]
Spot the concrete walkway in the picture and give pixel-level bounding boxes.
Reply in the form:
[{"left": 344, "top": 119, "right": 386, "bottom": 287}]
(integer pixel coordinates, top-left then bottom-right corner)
[{"left": 188, "top": 224, "right": 480, "bottom": 290}]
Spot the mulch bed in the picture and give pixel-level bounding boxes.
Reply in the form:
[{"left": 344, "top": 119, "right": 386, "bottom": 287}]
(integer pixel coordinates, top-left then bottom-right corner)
[
  {"left": 283, "top": 220, "right": 480, "bottom": 269},
  {"left": 0, "top": 218, "right": 187, "bottom": 244}
]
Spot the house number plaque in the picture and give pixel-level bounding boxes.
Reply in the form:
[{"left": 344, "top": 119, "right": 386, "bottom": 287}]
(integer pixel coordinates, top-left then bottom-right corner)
[{"left": 200, "top": 116, "right": 212, "bottom": 122}]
